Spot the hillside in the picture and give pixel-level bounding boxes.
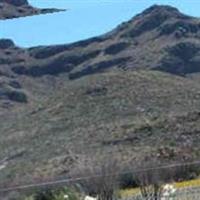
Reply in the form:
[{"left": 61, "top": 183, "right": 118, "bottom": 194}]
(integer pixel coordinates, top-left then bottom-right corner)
[
  {"left": 3, "top": 5, "right": 200, "bottom": 78},
  {"left": 0, "top": 0, "right": 65, "bottom": 19},
  {"left": 1, "top": 70, "right": 200, "bottom": 187},
  {"left": 1, "top": 4, "right": 200, "bottom": 187},
  {"left": 1, "top": 5, "right": 200, "bottom": 107}
]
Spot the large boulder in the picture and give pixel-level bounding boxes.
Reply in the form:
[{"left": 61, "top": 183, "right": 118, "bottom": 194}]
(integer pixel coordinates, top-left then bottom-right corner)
[{"left": 0, "top": 39, "right": 15, "bottom": 49}]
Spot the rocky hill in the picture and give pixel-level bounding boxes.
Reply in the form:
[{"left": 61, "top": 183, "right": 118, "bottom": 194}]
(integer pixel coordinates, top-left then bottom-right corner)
[
  {"left": 6, "top": 5, "right": 200, "bottom": 79},
  {"left": 0, "top": 0, "right": 65, "bottom": 19},
  {"left": 1, "top": 5, "right": 200, "bottom": 107},
  {"left": 1, "top": 5, "right": 200, "bottom": 188}
]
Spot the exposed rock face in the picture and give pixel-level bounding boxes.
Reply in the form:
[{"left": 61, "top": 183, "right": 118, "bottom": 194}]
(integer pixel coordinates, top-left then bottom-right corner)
[
  {"left": 141, "top": 5, "right": 188, "bottom": 19},
  {"left": 0, "top": 39, "right": 15, "bottom": 49},
  {"left": 159, "top": 20, "right": 200, "bottom": 36},
  {"left": 1, "top": 0, "right": 28, "bottom": 6},
  {"left": 0, "top": 0, "right": 65, "bottom": 19},
  {"left": 156, "top": 42, "right": 200, "bottom": 74},
  {"left": 120, "top": 5, "right": 190, "bottom": 38}
]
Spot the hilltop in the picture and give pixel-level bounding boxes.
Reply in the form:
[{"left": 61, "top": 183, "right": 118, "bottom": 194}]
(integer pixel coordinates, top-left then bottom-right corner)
[{"left": 1, "top": 4, "right": 200, "bottom": 187}]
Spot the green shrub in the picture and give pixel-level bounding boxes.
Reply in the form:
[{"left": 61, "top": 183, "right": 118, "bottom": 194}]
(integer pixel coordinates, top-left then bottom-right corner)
[
  {"left": 7, "top": 90, "right": 28, "bottom": 103},
  {"left": 25, "top": 187, "right": 79, "bottom": 200},
  {"left": 119, "top": 172, "right": 137, "bottom": 189}
]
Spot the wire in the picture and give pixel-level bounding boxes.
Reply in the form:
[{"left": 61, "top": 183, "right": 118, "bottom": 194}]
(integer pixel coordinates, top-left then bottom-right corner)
[{"left": 1, "top": 159, "right": 200, "bottom": 193}]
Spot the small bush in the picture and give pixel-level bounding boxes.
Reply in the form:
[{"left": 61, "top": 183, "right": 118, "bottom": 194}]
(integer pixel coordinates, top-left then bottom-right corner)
[
  {"left": 119, "top": 172, "right": 137, "bottom": 189},
  {"left": 7, "top": 90, "right": 28, "bottom": 103},
  {"left": 26, "top": 187, "right": 79, "bottom": 200}
]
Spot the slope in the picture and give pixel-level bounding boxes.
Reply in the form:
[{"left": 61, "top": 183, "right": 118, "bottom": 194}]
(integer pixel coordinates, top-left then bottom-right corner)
[
  {"left": 1, "top": 70, "right": 200, "bottom": 186},
  {"left": 1, "top": 4, "right": 200, "bottom": 187}
]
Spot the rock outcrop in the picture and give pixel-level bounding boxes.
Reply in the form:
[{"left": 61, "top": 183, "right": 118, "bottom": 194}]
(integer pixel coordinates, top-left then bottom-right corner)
[{"left": 0, "top": 0, "right": 65, "bottom": 19}]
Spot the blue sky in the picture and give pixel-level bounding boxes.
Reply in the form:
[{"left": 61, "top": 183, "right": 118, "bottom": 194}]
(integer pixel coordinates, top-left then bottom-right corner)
[{"left": 1, "top": 0, "right": 200, "bottom": 47}]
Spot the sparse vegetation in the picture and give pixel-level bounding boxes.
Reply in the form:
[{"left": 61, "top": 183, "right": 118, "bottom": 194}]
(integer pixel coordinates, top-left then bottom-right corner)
[
  {"left": 70, "top": 157, "right": 121, "bottom": 200},
  {"left": 23, "top": 187, "right": 79, "bottom": 200},
  {"left": 2, "top": 3, "right": 200, "bottom": 199}
]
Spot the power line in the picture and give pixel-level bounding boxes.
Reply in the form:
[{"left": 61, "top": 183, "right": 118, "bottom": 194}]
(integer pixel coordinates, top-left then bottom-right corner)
[{"left": 1, "top": 159, "right": 200, "bottom": 193}]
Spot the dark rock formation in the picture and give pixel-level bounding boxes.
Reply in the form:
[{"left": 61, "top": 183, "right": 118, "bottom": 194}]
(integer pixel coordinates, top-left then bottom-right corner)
[
  {"left": 0, "top": 0, "right": 65, "bottom": 20},
  {"left": 0, "top": 39, "right": 15, "bottom": 49},
  {"left": 155, "top": 42, "right": 200, "bottom": 74},
  {"left": 2, "top": 0, "right": 28, "bottom": 6}
]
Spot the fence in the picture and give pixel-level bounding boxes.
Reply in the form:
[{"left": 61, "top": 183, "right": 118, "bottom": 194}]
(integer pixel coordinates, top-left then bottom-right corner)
[{"left": 2, "top": 161, "right": 200, "bottom": 200}]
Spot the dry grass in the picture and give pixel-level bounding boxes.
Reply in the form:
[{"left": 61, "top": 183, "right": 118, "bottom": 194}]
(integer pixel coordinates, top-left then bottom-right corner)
[
  {"left": 120, "top": 178, "right": 200, "bottom": 197},
  {"left": 2, "top": 70, "right": 200, "bottom": 186}
]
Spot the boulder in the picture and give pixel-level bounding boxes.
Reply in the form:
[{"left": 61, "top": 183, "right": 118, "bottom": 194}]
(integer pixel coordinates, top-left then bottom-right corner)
[{"left": 0, "top": 39, "right": 15, "bottom": 49}]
